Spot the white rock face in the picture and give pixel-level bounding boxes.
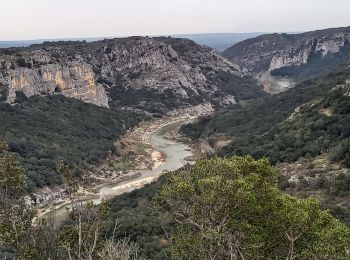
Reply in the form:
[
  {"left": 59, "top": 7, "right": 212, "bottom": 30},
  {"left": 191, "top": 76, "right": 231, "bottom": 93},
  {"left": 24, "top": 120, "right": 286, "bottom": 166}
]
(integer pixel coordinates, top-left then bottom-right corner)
[
  {"left": 269, "top": 50, "right": 310, "bottom": 71},
  {"left": 341, "top": 80, "right": 350, "bottom": 96},
  {"left": 167, "top": 102, "right": 214, "bottom": 116},
  {"left": 220, "top": 95, "right": 236, "bottom": 106},
  {"left": 5, "top": 64, "right": 108, "bottom": 107},
  {"left": 268, "top": 37, "right": 349, "bottom": 71}
]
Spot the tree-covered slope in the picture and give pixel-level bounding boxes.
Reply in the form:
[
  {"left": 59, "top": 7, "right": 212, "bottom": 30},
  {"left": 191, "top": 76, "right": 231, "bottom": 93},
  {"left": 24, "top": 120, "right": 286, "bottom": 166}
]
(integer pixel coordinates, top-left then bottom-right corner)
[
  {"left": 107, "top": 157, "right": 350, "bottom": 259},
  {"left": 181, "top": 64, "right": 350, "bottom": 166},
  {"left": 0, "top": 94, "right": 144, "bottom": 188},
  {"left": 108, "top": 176, "right": 172, "bottom": 260},
  {"left": 219, "top": 83, "right": 350, "bottom": 165},
  {"left": 181, "top": 63, "right": 350, "bottom": 229}
]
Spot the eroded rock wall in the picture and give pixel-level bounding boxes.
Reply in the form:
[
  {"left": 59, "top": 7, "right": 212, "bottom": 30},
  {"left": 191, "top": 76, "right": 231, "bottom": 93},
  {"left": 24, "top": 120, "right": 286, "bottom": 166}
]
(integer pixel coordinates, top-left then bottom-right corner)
[{"left": 4, "top": 63, "right": 108, "bottom": 106}]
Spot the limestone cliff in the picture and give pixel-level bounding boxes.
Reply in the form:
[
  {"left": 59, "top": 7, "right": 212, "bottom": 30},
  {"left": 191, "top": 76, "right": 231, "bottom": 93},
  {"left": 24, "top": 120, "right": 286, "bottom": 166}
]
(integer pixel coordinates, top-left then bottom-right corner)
[{"left": 2, "top": 63, "right": 108, "bottom": 107}]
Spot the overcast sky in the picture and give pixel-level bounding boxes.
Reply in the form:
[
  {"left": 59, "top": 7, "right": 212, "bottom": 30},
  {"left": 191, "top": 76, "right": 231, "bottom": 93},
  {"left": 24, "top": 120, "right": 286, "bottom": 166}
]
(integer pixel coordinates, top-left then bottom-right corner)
[{"left": 1, "top": 0, "right": 350, "bottom": 41}]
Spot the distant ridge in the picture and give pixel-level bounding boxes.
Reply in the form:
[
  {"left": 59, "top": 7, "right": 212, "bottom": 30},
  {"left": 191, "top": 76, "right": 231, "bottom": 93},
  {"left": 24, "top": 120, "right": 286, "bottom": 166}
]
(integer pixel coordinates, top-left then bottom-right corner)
[
  {"left": 223, "top": 26, "right": 350, "bottom": 81},
  {"left": 0, "top": 37, "right": 104, "bottom": 49},
  {"left": 0, "top": 33, "right": 264, "bottom": 51},
  {"left": 170, "top": 33, "right": 264, "bottom": 52}
]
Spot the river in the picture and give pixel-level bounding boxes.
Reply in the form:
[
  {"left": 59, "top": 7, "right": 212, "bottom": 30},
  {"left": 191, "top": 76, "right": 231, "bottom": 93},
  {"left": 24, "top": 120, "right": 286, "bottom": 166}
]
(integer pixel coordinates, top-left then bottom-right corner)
[{"left": 48, "top": 120, "right": 194, "bottom": 222}]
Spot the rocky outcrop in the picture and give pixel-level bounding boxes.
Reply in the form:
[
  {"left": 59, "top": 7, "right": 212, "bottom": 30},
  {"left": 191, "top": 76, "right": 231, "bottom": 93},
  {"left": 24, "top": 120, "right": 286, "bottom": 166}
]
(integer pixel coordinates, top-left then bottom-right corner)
[
  {"left": 223, "top": 27, "right": 350, "bottom": 81},
  {"left": 334, "top": 78, "right": 350, "bottom": 97},
  {"left": 3, "top": 63, "right": 108, "bottom": 106},
  {"left": 343, "top": 79, "right": 350, "bottom": 96},
  {"left": 0, "top": 37, "right": 258, "bottom": 111}
]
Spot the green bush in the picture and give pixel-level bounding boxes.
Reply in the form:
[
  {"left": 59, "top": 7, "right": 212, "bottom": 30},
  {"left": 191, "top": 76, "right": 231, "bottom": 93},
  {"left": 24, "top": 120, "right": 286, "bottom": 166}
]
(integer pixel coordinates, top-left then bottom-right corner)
[{"left": 154, "top": 156, "right": 350, "bottom": 259}]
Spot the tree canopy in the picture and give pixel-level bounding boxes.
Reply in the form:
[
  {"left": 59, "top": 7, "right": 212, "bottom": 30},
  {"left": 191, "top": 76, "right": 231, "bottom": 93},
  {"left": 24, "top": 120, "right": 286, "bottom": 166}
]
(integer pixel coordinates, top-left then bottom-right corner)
[
  {"left": 0, "top": 146, "right": 140, "bottom": 260},
  {"left": 154, "top": 156, "right": 350, "bottom": 259}
]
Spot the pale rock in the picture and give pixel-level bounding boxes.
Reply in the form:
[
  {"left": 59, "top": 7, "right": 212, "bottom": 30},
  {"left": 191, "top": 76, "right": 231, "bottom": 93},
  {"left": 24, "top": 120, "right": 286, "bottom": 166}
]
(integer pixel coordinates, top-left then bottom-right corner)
[{"left": 6, "top": 64, "right": 109, "bottom": 107}]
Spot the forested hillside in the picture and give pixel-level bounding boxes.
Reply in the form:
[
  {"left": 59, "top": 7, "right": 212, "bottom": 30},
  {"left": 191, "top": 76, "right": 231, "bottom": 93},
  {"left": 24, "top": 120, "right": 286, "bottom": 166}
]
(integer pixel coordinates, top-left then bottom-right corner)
[
  {"left": 219, "top": 81, "right": 350, "bottom": 165},
  {"left": 0, "top": 94, "right": 144, "bottom": 188},
  {"left": 2, "top": 151, "right": 350, "bottom": 259},
  {"left": 180, "top": 63, "right": 350, "bottom": 228},
  {"left": 182, "top": 63, "right": 350, "bottom": 163},
  {"left": 106, "top": 157, "right": 350, "bottom": 259}
]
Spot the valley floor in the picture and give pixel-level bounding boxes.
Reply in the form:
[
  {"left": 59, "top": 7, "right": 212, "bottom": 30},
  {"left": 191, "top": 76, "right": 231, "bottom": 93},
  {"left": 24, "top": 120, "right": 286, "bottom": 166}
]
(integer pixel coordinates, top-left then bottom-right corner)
[{"left": 34, "top": 114, "right": 199, "bottom": 222}]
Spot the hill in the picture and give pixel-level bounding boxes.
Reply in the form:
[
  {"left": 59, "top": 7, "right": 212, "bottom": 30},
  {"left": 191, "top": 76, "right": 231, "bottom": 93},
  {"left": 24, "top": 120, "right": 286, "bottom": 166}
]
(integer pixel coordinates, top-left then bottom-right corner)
[
  {"left": 0, "top": 37, "right": 264, "bottom": 114},
  {"left": 0, "top": 94, "right": 144, "bottom": 188},
  {"left": 181, "top": 63, "right": 350, "bottom": 225},
  {"left": 181, "top": 63, "right": 350, "bottom": 160},
  {"left": 223, "top": 26, "right": 350, "bottom": 83},
  {"left": 171, "top": 32, "right": 263, "bottom": 52},
  {"left": 0, "top": 33, "right": 263, "bottom": 52}
]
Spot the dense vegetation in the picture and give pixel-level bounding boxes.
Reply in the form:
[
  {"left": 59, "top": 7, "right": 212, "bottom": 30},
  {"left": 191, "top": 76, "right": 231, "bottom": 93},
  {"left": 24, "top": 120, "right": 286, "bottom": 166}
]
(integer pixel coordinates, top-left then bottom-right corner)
[
  {"left": 4, "top": 149, "right": 349, "bottom": 259},
  {"left": 0, "top": 147, "right": 139, "bottom": 259},
  {"left": 2, "top": 136, "right": 350, "bottom": 259},
  {"left": 0, "top": 94, "right": 145, "bottom": 188},
  {"left": 181, "top": 64, "right": 350, "bottom": 165},
  {"left": 181, "top": 63, "right": 350, "bottom": 233},
  {"left": 108, "top": 176, "right": 173, "bottom": 259},
  {"left": 105, "top": 157, "right": 350, "bottom": 259},
  {"left": 153, "top": 157, "right": 350, "bottom": 259},
  {"left": 218, "top": 85, "right": 350, "bottom": 165}
]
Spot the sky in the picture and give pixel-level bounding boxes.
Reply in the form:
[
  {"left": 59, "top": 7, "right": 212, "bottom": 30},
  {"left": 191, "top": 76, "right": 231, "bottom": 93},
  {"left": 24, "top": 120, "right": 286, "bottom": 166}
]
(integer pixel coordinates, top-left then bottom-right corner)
[{"left": 0, "top": 0, "right": 350, "bottom": 41}]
